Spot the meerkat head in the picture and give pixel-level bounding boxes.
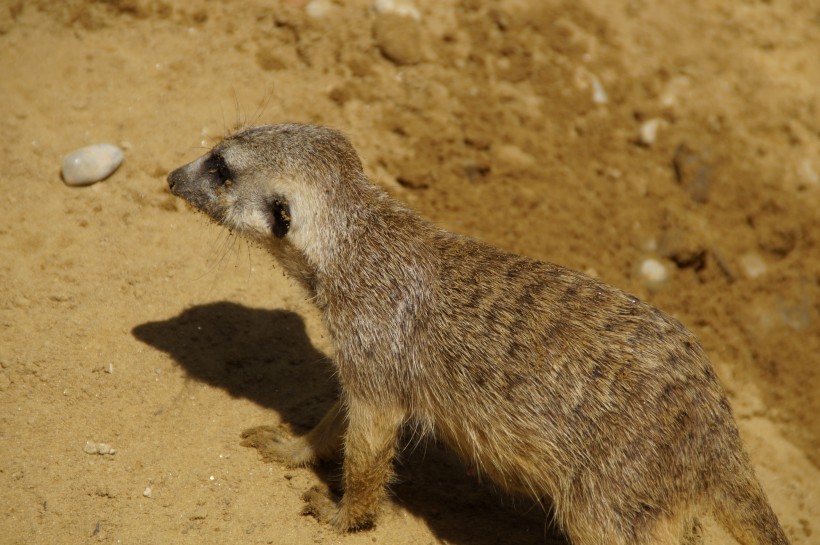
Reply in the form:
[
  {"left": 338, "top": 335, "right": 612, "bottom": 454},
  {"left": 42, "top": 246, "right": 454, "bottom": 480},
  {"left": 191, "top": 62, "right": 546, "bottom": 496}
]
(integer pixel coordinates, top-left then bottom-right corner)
[{"left": 167, "top": 123, "right": 369, "bottom": 265}]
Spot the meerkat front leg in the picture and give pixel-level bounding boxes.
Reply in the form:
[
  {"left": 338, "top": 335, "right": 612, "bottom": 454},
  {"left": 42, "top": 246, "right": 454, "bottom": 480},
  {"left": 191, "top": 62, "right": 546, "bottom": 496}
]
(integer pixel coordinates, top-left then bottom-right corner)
[
  {"left": 241, "top": 400, "right": 347, "bottom": 467},
  {"left": 303, "top": 396, "right": 405, "bottom": 531}
]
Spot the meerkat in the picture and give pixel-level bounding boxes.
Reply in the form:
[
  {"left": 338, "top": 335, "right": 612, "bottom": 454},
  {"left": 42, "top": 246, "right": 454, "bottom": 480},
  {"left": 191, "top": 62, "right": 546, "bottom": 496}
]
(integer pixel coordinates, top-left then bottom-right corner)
[{"left": 167, "top": 123, "right": 790, "bottom": 545}]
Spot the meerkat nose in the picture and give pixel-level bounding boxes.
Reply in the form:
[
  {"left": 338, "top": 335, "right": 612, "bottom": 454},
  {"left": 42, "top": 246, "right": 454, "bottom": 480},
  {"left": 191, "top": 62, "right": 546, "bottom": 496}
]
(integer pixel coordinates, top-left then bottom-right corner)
[{"left": 167, "top": 170, "right": 179, "bottom": 191}]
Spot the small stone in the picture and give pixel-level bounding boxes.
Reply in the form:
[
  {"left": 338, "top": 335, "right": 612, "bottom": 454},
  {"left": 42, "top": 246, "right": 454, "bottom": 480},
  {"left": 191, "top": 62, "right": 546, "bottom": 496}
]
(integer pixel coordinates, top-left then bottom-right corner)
[
  {"left": 305, "top": 0, "right": 333, "bottom": 17},
  {"left": 710, "top": 247, "right": 737, "bottom": 282},
  {"left": 95, "top": 486, "right": 116, "bottom": 498},
  {"left": 638, "top": 118, "right": 665, "bottom": 146},
  {"left": 778, "top": 298, "right": 811, "bottom": 331},
  {"left": 590, "top": 75, "right": 608, "bottom": 105},
  {"left": 61, "top": 144, "right": 124, "bottom": 186},
  {"left": 494, "top": 144, "right": 536, "bottom": 167},
  {"left": 373, "top": 13, "right": 424, "bottom": 65},
  {"left": 657, "top": 229, "right": 706, "bottom": 270},
  {"left": 673, "top": 144, "right": 712, "bottom": 203},
  {"left": 739, "top": 253, "right": 767, "bottom": 279},
  {"left": 798, "top": 158, "right": 818, "bottom": 187},
  {"left": 143, "top": 487, "right": 152, "bottom": 497},
  {"left": 190, "top": 508, "right": 208, "bottom": 520},
  {"left": 372, "top": 0, "right": 420, "bottom": 20},
  {"left": 574, "top": 68, "right": 608, "bottom": 105},
  {"left": 638, "top": 258, "right": 669, "bottom": 289},
  {"left": 659, "top": 75, "right": 691, "bottom": 108},
  {"left": 84, "top": 440, "right": 115, "bottom": 455}
]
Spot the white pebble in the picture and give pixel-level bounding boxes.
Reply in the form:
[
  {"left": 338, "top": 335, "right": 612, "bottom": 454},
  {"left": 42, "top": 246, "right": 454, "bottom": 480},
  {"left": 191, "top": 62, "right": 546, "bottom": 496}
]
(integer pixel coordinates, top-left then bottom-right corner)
[
  {"left": 590, "top": 75, "right": 608, "bottom": 105},
  {"left": 305, "top": 0, "right": 333, "bottom": 17},
  {"left": 639, "top": 118, "right": 666, "bottom": 146},
  {"left": 739, "top": 253, "right": 767, "bottom": 279},
  {"left": 575, "top": 68, "right": 608, "bottom": 105},
  {"left": 659, "top": 75, "right": 691, "bottom": 108},
  {"left": 83, "top": 440, "right": 116, "bottom": 455},
  {"left": 61, "top": 144, "right": 124, "bottom": 186},
  {"left": 584, "top": 267, "right": 600, "bottom": 279},
  {"left": 143, "top": 487, "right": 152, "bottom": 498},
  {"left": 372, "top": 0, "right": 421, "bottom": 20},
  {"left": 639, "top": 258, "right": 669, "bottom": 288},
  {"left": 494, "top": 144, "right": 536, "bottom": 167},
  {"left": 799, "top": 158, "right": 818, "bottom": 186}
]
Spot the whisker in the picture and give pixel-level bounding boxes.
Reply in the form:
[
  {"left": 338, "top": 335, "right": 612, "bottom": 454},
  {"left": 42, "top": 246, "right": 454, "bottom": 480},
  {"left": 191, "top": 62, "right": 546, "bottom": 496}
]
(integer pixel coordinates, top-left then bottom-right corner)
[
  {"left": 243, "top": 236, "right": 254, "bottom": 284},
  {"left": 212, "top": 229, "right": 238, "bottom": 275},
  {"left": 233, "top": 88, "right": 246, "bottom": 134},
  {"left": 221, "top": 102, "right": 228, "bottom": 142},
  {"left": 250, "top": 88, "right": 274, "bottom": 127}
]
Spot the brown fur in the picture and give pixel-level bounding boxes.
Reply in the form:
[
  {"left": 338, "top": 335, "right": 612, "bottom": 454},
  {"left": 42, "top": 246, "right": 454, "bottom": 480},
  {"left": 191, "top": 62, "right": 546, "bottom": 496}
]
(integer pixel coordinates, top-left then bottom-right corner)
[{"left": 167, "top": 123, "right": 790, "bottom": 545}]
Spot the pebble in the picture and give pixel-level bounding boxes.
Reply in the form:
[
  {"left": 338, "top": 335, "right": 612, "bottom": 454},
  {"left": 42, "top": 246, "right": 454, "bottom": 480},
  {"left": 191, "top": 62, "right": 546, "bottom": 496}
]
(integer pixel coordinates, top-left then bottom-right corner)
[
  {"left": 590, "top": 75, "right": 608, "bottom": 105},
  {"left": 673, "top": 144, "right": 712, "bottom": 203},
  {"left": 574, "top": 68, "right": 608, "bottom": 105},
  {"left": 778, "top": 298, "right": 812, "bottom": 332},
  {"left": 373, "top": 0, "right": 421, "bottom": 20},
  {"left": 143, "top": 487, "right": 152, "bottom": 498},
  {"left": 638, "top": 118, "right": 665, "bottom": 146},
  {"left": 305, "top": 0, "right": 333, "bottom": 17},
  {"left": 495, "top": 144, "right": 536, "bottom": 167},
  {"left": 373, "top": 13, "right": 424, "bottom": 65},
  {"left": 83, "top": 440, "right": 116, "bottom": 455},
  {"left": 61, "top": 144, "right": 124, "bottom": 186},
  {"left": 638, "top": 257, "right": 669, "bottom": 289},
  {"left": 799, "top": 158, "right": 818, "bottom": 186},
  {"left": 189, "top": 508, "right": 208, "bottom": 521},
  {"left": 659, "top": 75, "right": 691, "bottom": 108},
  {"left": 739, "top": 253, "right": 767, "bottom": 279}
]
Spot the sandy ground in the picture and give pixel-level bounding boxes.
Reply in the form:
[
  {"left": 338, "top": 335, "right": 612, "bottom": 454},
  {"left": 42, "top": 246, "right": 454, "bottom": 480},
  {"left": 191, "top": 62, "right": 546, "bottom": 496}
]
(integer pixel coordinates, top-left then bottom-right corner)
[{"left": 1, "top": 0, "right": 818, "bottom": 543}]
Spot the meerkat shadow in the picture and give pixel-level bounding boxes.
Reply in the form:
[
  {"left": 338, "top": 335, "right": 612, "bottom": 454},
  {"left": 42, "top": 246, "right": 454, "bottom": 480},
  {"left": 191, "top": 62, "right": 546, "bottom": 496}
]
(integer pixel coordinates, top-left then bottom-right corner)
[
  {"left": 131, "top": 301, "right": 567, "bottom": 545},
  {"left": 131, "top": 301, "right": 338, "bottom": 430},
  {"left": 394, "top": 442, "right": 568, "bottom": 545}
]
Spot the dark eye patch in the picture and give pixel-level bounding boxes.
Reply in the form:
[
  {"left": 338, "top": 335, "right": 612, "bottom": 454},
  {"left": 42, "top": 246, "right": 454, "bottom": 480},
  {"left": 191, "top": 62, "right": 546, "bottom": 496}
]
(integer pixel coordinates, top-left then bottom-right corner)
[{"left": 208, "top": 153, "right": 233, "bottom": 187}]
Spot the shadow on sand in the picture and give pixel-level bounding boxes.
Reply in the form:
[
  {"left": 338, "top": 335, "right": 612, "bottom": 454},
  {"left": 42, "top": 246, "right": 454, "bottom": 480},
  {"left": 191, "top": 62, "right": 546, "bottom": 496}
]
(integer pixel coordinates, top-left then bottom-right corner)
[{"left": 133, "top": 301, "right": 566, "bottom": 545}]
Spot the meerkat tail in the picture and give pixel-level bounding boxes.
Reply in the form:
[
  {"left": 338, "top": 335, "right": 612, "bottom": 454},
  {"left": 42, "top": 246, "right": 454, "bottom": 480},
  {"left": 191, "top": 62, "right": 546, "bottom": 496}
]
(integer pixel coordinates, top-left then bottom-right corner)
[{"left": 711, "top": 456, "right": 789, "bottom": 545}]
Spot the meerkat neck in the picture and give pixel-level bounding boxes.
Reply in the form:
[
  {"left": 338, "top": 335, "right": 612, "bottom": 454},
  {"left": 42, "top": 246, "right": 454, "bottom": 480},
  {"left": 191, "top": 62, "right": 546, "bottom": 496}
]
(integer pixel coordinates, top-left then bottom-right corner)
[{"left": 312, "top": 185, "right": 436, "bottom": 312}]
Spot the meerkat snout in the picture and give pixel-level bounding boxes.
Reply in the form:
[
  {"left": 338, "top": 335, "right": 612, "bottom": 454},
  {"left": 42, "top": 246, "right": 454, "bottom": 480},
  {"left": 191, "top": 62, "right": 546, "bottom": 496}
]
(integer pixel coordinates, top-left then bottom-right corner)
[{"left": 167, "top": 123, "right": 791, "bottom": 545}]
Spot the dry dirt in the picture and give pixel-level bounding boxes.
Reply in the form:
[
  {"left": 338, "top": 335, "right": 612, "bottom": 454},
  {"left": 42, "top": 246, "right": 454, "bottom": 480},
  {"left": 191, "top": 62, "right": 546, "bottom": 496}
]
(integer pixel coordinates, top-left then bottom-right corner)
[{"left": 1, "top": 0, "right": 818, "bottom": 544}]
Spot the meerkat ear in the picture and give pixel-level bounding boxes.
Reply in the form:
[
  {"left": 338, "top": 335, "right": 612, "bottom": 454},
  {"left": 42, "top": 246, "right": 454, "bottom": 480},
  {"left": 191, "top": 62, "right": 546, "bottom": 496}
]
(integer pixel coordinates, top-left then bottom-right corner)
[{"left": 269, "top": 195, "right": 291, "bottom": 238}]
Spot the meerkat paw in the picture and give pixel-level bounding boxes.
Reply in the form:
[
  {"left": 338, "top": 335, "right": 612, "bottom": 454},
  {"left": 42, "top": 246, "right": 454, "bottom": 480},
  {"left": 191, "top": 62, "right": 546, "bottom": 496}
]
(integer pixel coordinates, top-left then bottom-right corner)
[
  {"left": 301, "top": 485, "right": 376, "bottom": 532},
  {"left": 240, "top": 425, "right": 318, "bottom": 467}
]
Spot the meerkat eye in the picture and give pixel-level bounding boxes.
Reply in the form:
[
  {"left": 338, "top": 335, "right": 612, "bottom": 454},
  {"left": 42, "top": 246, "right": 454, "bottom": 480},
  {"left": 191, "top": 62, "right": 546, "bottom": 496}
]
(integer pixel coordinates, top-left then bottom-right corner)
[{"left": 210, "top": 154, "right": 233, "bottom": 187}]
